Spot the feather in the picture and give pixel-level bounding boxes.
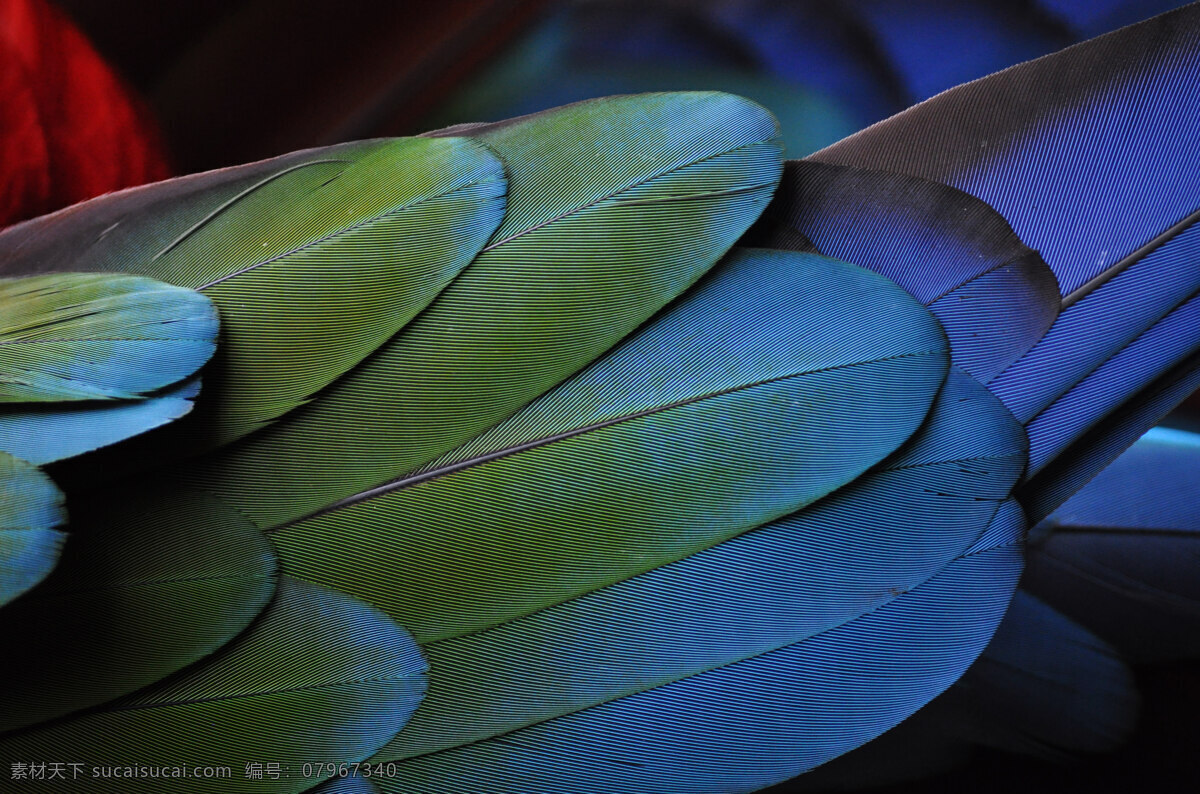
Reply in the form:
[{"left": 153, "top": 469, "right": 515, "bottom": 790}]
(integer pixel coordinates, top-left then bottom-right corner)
[
  {"left": 1020, "top": 350, "right": 1200, "bottom": 522},
  {"left": 1021, "top": 291, "right": 1200, "bottom": 481},
  {"left": 262, "top": 247, "right": 947, "bottom": 645},
  {"left": 372, "top": 367, "right": 1023, "bottom": 773},
  {"left": 812, "top": 3, "right": 1200, "bottom": 492},
  {"left": 942, "top": 590, "right": 1140, "bottom": 758},
  {"left": 1025, "top": 427, "right": 1200, "bottom": 661},
  {"left": 0, "top": 136, "right": 507, "bottom": 445},
  {"left": 743, "top": 159, "right": 1059, "bottom": 381},
  {"left": 0, "top": 451, "right": 65, "bottom": 605},
  {"left": 309, "top": 775, "right": 380, "bottom": 794},
  {"left": 0, "top": 273, "right": 215, "bottom": 403},
  {"left": 3, "top": 12, "right": 1195, "bottom": 780},
  {"left": 179, "top": 92, "right": 785, "bottom": 531},
  {"left": 0, "top": 272, "right": 215, "bottom": 462},
  {"left": 0, "top": 378, "right": 200, "bottom": 465},
  {"left": 791, "top": 590, "right": 1139, "bottom": 789},
  {"left": 0, "top": 487, "right": 276, "bottom": 732},
  {"left": 378, "top": 500, "right": 1023, "bottom": 793},
  {"left": 0, "top": 578, "right": 427, "bottom": 793}
]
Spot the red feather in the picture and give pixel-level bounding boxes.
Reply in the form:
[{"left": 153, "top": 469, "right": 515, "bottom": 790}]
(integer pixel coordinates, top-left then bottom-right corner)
[{"left": 0, "top": 0, "right": 170, "bottom": 227}]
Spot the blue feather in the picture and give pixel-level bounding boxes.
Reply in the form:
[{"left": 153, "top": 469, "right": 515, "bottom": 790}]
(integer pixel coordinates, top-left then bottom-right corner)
[
  {"left": 0, "top": 453, "right": 66, "bottom": 606},
  {"left": 1023, "top": 290, "right": 1200, "bottom": 479},
  {"left": 1021, "top": 350, "right": 1200, "bottom": 523},
  {"left": 1038, "top": 426, "right": 1200, "bottom": 531},
  {"left": 382, "top": 501, "right": 1023, "bottom": 793},
  {"left": 366, "top": 368, "right": 1025, "bottom": 789},
  {"left": 0, "top": 378, "right": 201, "bottom": 465},
  {"left": 1026, "top": 427, "right": 1200, "bottom": 661},
  {"left": 813, "top": 3, "right": 1200, "bottom": 498},
  {"left": 745, "top": 160, "right": 1059, "bottom": 382}
]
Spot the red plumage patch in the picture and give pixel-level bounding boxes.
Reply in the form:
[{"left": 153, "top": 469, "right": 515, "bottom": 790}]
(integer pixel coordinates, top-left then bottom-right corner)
[{"left": 0, "top": 0, "right": 170, "bottom": 227}]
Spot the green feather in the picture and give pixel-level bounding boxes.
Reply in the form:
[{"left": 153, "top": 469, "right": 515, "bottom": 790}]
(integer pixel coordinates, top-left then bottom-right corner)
[
  {"left": 0, "top": 487, "right": 276, "bottom": 732},
  {"left": 181, "top": 91, "right": 785, "bottom": 531},
  {"left": 307, "top": 774, "right": 381, "bottom": 794},
  {"left": 0, "top": 137, "right": 507, "bottom": 445},
  {"left": 0, "top": 274, "right": 216, "bottom": 403},
  {"left": 0, "top": 578, "right": 427, "bottom": 794},
  {"left": 0, "top": 452, "right": 66, "bottom": 606}
]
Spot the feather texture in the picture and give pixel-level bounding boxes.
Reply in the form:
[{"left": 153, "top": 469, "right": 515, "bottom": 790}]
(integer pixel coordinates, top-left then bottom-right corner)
[
  {"left": 0, "top": 451, "right": 65, "bottom": 605},
  {"left": 1021, "top": 290, "right": 1200, "bottom": 480},
  {"left": 744, "top": 159, "right": 1059, "bottom": 381},
  {"left": 0, "top": 378, "right": 200, "bottom": 465},
  {"left": 0, "top": 10, "right": 1192, "bottom": 781},
  {"left": 0, "top": 487, "right": 276, "bottom": 732},
  {"left": 0, "top": 273, "right": 215, "bottom": 403},
  {"left": 180, "top": 92, "right": 785, "bottom": 531},
  {"left": 378, "top": 501, "right": 1023, "bottom": 793},
  {"left": 943, "top": 590, "right": 1140, "bottom": 758},
  {"left": 1021, "top": 349, "right": 1200, "bottom": 522},
  {"left": 0, "top": 136, "right": 507, "bottom": 445},
  {"left": 812, "top": 3, "right": 1200, "bottom": 493},
  {"left": 1025, "top": 427, "right": 1200, "bottom": 661},
  {"left": 373, "top": 367, "right": 1023, "bottom": 773},
  {"left": 791, "top": 590, "right": 1139, "bottom": 789},
  {"left": 265, "top": 247, "right": 948, "bottom": 644},
  {"left": 0, "top": 578, "right": 427, "bottom": 793}
]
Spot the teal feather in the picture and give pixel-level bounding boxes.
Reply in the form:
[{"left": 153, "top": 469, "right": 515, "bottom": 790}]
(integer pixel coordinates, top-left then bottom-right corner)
[
  {"left": 266, "top": 247, "right": 948, "bottom": 645},
  {"left": 375, "top": 367, "right": 1022, "bottom": 774},
  {"left": 379, "top": 501, "right": 1023, "bottom": 793}
]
